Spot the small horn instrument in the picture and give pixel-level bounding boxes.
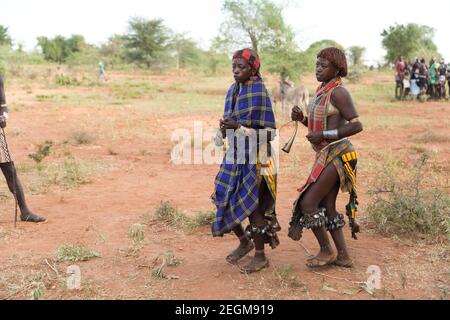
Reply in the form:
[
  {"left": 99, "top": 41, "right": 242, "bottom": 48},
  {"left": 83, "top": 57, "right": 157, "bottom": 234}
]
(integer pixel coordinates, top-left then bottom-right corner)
[{"left": 282, "top": 121, "right": 298, "bottom": 153}]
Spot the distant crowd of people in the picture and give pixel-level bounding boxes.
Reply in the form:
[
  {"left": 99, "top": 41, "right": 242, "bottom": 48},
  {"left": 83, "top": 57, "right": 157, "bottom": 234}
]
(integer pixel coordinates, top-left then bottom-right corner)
[{"left": 395, "top": 56, "right": 449, "bottom": 101}]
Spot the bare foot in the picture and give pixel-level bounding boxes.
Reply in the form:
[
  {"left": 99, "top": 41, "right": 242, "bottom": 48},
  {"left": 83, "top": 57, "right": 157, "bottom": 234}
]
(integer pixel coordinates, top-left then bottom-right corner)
[
  {"left": 20, "top": 212, "right": 46, "bottom": 223},
  {"left": 240, "top": 256, "right": 269, "bottom": 274},
  {"left": 332, "top": 253, "right": 353, "bottom": 268},
  {"left": 306, "top": 246, "right": 335, "bottom": 268},
  {"left": 226, "top": 241, "right": 254, "bottom": 265}
]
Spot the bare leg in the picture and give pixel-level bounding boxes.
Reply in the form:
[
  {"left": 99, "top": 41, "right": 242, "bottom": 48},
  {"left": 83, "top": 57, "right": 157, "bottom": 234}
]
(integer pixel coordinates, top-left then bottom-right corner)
[
  {"left": 240, "top": 209, "right": 269, "bottom": 273},
  {"left": 321, "top": 183, "right": 353, "bottom": 267},
  {"left": 395, "top": 82, "right": 401, "bottom": 100},
  {"left": 225, "top": 224, "right": 254, "bottom": 265},
  {"left": 0, "top": 162, "right": 45, "bottom": 222},
  {"left": 305, "top": 226, "right": 335, "bottom": 267},
  {"left": 240, "top": 180, "right": 272, "bottom": 274},
  {"left": 299, "top": 163, "right": 340, "bottom": 268}
]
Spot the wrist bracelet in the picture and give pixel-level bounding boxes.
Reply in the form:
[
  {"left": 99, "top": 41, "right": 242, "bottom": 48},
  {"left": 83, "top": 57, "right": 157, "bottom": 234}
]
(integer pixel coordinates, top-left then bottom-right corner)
[
  {"left": 323, "top": 129, "right": 339, "bottom": 140},
  {"left": 301, "top": 116, "right": 307, "bottom": 125}
]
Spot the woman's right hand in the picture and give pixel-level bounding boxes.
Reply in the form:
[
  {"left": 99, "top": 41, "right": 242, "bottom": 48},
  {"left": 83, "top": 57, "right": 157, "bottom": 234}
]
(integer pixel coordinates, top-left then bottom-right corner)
[{"left": 291, "top": 106, "right": 304, "bottom": 122}]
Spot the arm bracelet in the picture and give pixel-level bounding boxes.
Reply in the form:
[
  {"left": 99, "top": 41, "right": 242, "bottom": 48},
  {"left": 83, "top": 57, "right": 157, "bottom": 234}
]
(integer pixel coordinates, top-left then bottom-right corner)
[
  {"left": 0, "top": 104, "right": 8, "bottom": 118},
  {"left": 323, "top": 129, "right": 339, "bottom": 140}
]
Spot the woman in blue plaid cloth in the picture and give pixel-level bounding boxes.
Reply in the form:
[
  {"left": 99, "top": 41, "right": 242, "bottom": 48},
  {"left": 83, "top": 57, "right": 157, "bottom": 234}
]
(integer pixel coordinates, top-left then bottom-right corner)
[{"left": 211, "top": 48, "right": 280, "bottom": 274}]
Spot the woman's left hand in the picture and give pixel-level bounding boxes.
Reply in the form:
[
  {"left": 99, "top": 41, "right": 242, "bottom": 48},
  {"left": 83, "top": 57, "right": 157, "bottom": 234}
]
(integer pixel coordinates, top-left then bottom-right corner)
[
  {"left": 220, "top": 118, "right": 240, "bottom": 130},
  {"left": 306, "top": 131, "right": 323, "bottom": 144}
]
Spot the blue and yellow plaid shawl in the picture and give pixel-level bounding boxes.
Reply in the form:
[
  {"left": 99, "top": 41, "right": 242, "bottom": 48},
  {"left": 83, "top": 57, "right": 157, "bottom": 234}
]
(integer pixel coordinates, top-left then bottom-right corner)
[{"left": 211, "top": 79, "right": 276, "bottom": 237}]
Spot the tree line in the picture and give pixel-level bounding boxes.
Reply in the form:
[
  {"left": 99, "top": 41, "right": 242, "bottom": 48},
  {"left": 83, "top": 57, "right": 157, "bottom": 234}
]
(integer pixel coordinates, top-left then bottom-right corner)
[{"left": 0, "top": 0, "right": 442, "bottom": 80}]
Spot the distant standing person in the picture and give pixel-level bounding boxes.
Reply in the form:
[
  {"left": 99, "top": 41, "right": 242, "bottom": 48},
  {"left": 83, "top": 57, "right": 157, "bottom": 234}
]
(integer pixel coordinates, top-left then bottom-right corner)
[
  {"left": 438, "top": 59, "right": 447, "bottom": 100},
  {"left": 395, "top": 56, "right": 405, "bottom": 100},
  {"left": 418, "top": 58, "right": 428, "bottom": 99},
  {"left": 402, "top": 68, "right": 411, "bottom": 100},
  {"left": 0, "top": 74, "right": 46, "bottom": 223},
  {"left": 447, "top": 63, "right": 450, "bottom": 100},
  {"left": 428, "top": 58, "right": 438, "bottom": 100},
  {"left": 411, "top": 58, "right": 420, "bottom": 79},
  {"left": 98, "top": 60, "right": 107, "bottom": 81}
]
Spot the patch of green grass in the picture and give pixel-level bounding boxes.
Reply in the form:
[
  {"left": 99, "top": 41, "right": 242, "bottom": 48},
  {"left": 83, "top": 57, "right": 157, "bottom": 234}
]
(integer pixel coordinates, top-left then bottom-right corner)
[
  {"left": 351, "top": 82, "right": 392, "bottom": 104},
  {"left": 128, "top": 224, "right": 145, "bottom": 244},
  {"left": 28, "top": 140, "right": 53, "bottom": 163},
  {"left": 162, "top": 250, "right": 183, "bottom": 267},
  {"left": 272, "top": 264, "right": 305, "bottom": 289},
  {"left": 367, "top": 153, "right": 450, "bottom": 242},
  {"left": 151, "top": 264, "right": 167, "bottom": 279},
  {"left": 55, "top": 75, "right": 80, "bottom": 86},
  {"left": 186, "top": 210, "right": 215, "bottom": 230},
  {"left": 440, "top": 288, "right": 448, "bottom": 300},
  {"left": 51, "top": 157, "right": 100, "bottom": 187},
  {"left": 155, "top": 201, "right": 190, "bottom": 229},
  {"left": 19, "top": 156, "right": 112, "bottom": 194},
  {"left": 155, "top": 202, "right": 215, "bottom": 231},
  {"left": 133, "top": 92, "right": 223, "bottom": 115},
  {"left": 35, "top": 94, "right": 56, "bottom": 101},
  {"left": 110, "top": 81, "right": 158, "bottom": 100},
  {"left": 151, "top": 250, "right": 182, "bottom": 280},
  {"left": 55, "top": 244, "right": 100, "bottom": 262},
  {"left": 31, "top": 283, "right": 45, "bottom": 300}
]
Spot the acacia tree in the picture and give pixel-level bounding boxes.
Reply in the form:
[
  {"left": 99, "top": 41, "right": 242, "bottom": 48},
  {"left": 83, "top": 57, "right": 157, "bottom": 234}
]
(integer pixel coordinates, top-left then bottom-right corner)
[
  {"left": 219, "top": 0, "right": 302, "bottom": 81},
  {"left": 171, "top": 34, "right": 201, "bottom": 69},
  {"left": 124, "top": 17, "right": 171, "bottom": 69},
  {"left": 300, "top": 40, "right": 345, "bottom": 72},
  {"left": 381, "top": 23, "right": 438, "bottom": 62},
  {"left": 37, "top": 35, "right": 85, "bottom": 63},
  {"left": 347, "top": 46, "right": 366, "bottom": 66},
  {"left": 204, "top": 36, "right": 231, "bottom": 76},
  {"left": 263, "top": 29, "right": 303, "bottom": 81},
  {"left": 100, "top": 35, "right": 127, "bottom": 66},
  {"left": 219, "top": 0, "right": 290, "bottom": 53}
]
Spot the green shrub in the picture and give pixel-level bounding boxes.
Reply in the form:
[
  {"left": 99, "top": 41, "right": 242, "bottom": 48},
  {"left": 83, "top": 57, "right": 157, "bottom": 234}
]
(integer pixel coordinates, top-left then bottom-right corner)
[
  {"left": 128, "top": 224, "right": 145, "bottom": 244},
  {"left": 28, "top": 140, "right": 53, "bottom": 163},
  {"left": 56, "top": 244, "right": 100, "bottom": 262},
  {"left": 367, "top": 153, "right": 450, "bottom": 242},
  {"left": 155, "top": 201, "right": 215, "bottom": 231},
  {"left": 56, "top": 75, "right": 80, "bottom": 86}
]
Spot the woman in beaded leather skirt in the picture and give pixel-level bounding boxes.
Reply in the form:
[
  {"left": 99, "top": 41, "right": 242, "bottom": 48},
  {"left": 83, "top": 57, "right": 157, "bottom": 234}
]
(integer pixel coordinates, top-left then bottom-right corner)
[{"left": 288, "top": 47, "right": 362, "bottom": 268}]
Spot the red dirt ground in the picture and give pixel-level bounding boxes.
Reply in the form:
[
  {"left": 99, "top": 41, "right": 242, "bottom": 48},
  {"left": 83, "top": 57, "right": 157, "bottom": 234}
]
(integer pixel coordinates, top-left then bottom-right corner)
[{"left": 0, "top": 73, "right": 448, "bottom": 300}]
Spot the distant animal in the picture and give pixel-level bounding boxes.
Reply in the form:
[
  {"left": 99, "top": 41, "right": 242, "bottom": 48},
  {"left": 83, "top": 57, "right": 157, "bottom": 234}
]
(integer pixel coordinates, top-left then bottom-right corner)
[
  {"left": 271, "top": 85, "right": 282, "bottom": 109},
  {"left": 274, "top": 80, "right": 309, "bottom": 117}
]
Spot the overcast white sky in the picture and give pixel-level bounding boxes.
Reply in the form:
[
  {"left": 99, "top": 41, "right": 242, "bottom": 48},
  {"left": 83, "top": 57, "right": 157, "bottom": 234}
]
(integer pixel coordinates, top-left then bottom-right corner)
[{"left": 1, "top": 0, "right": 449, "bottom": 64}]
